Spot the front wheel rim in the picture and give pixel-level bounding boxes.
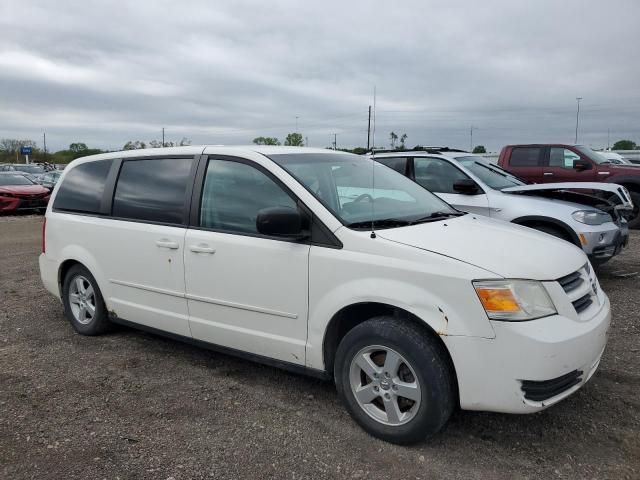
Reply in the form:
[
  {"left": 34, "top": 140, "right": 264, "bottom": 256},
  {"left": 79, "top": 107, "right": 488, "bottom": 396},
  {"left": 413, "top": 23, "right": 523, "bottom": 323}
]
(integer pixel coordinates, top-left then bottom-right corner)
[
  {"left": 349, "top": 345, "right": 422, "bottom": 426},
  {"left": 68, "top": 275, "right": 96, "bottom": 325}
]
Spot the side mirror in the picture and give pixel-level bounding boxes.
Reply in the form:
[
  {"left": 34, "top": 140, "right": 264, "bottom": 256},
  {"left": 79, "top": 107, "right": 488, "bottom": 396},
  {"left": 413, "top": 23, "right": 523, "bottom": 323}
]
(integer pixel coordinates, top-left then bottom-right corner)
[
  {"left": 453, "top": 179, "right": 480, "bottom": 195},
  {"left": 573, "top": 159, "right": 592, "bottom": 171},
  {"left": 256, "top": 206, "right": 306, "bottom": 239}
]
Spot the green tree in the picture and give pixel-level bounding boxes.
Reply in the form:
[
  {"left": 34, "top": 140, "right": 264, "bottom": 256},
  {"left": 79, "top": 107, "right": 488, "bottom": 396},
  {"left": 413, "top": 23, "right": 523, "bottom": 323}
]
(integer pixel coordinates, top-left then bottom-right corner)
[
  {"left": 284, "top": 133, "right": 304, "bottom": 146},
  {"left": 253, "top": 136, "right": 281, "bottom": 145},
  {"left": 389, "top": 131, "right": 398, "bottom": 149},
  {"left": 612, "top": 139, "right": 637, "bottom": 150},
  {"left": 69, "top": 143, "right": 88, "bottom": 153},
  {"left": 123, "top": 140, "right": 146, "bottom": 150},
  {"left": 472, "top": 145, "right": 487, "bottom": 154}
]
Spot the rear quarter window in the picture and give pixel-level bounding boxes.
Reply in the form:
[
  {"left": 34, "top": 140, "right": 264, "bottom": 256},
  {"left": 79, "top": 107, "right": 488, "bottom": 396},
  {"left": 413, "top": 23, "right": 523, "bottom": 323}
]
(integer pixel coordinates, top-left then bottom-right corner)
[
  {"left": 53, "top": 160, "right": 113, "bottom": 214},
  {"left": 509, "top": 147, "right": 542, "bottom": 167},
  {"left": 112, "top": 157, "right": 194, "bottom": 225}
]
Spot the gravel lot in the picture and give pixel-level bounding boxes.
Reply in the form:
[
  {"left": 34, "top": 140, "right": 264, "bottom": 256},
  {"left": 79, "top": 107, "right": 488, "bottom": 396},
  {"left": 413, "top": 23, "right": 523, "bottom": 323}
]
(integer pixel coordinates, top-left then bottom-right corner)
[{"left": 1, "top": 215, "right": 639, "bottom": 479}]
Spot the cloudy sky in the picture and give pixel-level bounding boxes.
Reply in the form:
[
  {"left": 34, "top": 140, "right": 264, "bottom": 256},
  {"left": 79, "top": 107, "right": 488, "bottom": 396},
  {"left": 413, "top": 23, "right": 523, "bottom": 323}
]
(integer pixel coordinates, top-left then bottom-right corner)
[{"left": 1, "top": 0, "right": 639, "bottom": 152}]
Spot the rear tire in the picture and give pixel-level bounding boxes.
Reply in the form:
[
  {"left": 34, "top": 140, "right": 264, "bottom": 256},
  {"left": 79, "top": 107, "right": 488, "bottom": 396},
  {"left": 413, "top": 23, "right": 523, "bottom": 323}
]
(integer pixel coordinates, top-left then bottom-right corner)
[
  {"left": 334, "top": 316, "right": 455, "bottom": 444},
  {"left": 62, "top": 265, "right": 110, "bottom": 336}
]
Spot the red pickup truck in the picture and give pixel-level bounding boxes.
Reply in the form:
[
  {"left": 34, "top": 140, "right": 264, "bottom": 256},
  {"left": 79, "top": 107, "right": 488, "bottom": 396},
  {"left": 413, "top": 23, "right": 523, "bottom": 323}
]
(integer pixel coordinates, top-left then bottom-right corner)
[{"left": 498, "top": 144, "right": 640, "bottom": 228}]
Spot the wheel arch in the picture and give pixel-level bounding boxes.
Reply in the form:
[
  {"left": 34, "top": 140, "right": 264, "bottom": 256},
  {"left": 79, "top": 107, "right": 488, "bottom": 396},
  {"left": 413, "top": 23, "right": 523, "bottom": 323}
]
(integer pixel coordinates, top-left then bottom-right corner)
[
  {"left": 321, "top": 302, "right": 458, "bottom": 396},
  {"left": 511, "top": 215, "right": 581, "bottom": 247}
]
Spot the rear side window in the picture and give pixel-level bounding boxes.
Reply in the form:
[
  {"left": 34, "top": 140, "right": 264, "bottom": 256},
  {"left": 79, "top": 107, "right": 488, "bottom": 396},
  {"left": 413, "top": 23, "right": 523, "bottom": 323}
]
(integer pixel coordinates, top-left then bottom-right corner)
[
  {"left": 376, "top": 157, "right": 408, "bottom": 175},
  {"left": 112, "top": 158, "right": 194, "bottom": 224},
  {"left": 53, "top": 160, "right": 113, "bottom": 213},
  {"left": 509, "top": 147, "right": 542, "bottom": 166}
]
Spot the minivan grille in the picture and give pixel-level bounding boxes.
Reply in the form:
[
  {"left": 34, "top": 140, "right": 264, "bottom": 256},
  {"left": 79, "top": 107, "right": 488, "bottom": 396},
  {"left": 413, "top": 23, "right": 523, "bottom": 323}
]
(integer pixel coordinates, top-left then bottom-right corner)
[
  {"left": 521, "top": 370, "right": 583, "bottom": 402},
  {"left": 572, "top": 293, "right": 593, "bottom": 313},
  {"left": 557, "top": 271, "right": 584, "bottom": 293},
  {"left": 556, "top": 264, "right": 598, "bottom": 318}
]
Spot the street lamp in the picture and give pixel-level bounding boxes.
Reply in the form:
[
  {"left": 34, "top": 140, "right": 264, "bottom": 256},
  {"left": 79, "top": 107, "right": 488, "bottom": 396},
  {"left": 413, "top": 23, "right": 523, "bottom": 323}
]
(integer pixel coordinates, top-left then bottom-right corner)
[{"left": 575, "top": 98, "right": 582, "bottom": 144}]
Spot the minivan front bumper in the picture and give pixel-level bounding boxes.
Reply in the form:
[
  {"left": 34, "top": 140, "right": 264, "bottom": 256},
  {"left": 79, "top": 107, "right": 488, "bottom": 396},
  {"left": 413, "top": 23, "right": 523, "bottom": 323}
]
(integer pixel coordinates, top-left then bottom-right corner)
[{"left": 443, "top": 294, "right": 610, "bottom": 413}]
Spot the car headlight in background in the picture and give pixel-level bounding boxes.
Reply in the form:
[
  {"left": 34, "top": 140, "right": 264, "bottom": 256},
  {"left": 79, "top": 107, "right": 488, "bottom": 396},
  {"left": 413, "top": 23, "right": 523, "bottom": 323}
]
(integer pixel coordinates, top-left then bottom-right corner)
[
  {"left": 572, "top": 210, "right": 612, "bottom": 225},
  {"left": 473, "top": 280, "right": 556, "bottom": 321}
]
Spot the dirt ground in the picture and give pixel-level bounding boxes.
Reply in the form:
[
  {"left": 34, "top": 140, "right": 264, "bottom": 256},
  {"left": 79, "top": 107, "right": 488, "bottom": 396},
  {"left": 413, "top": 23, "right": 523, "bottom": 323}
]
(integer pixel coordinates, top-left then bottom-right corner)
[{"left": 1, "top": 215, "right": 638, "bottom": 479}]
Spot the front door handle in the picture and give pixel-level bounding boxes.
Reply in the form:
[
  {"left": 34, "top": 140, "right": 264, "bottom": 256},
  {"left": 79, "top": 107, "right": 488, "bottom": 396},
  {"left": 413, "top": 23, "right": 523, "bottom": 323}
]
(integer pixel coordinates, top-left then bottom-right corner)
[
  {"left": 156, "top": 239, "right": 179, "bottom": 249},
  {"left": 189, "top": 244, "right": 216, "bottom": 254},
  {"left": 543, "top": 172, "right": 554, "bottom": 176}
]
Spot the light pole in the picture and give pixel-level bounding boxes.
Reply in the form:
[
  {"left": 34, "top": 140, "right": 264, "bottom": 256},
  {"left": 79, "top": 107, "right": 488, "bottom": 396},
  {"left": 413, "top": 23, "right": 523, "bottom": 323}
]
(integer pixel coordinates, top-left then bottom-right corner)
[
  {"left": 575, "top": 97, "right": 582, "bottom": 144},
  {"left": 295, "top": 116, "right": 299, "bottom": 133}
]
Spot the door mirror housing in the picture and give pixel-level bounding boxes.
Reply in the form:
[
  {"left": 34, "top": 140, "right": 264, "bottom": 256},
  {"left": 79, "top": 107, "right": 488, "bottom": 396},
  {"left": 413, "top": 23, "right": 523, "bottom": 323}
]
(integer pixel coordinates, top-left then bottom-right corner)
[
  {"left": 573, "top": 159, "right": 592, "bottom": 171},
  {"left": 256, "top": 206, "right": 306, "bottom": 238},
  {"left": 452, "top": 179, "right": 480, "bottom": 195}
]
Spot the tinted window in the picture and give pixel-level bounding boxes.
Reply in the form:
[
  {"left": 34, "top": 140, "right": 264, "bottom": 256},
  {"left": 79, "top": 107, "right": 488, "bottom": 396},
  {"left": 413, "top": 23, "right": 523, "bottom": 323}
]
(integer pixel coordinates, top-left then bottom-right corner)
[
  {"left": 549, "top": 148, "right": 580, "bottom": 168},
  {"left": 53, "top": 160, "right": 113, "bottom": 213},
  {"left": 200, "top": 159, "right": 297, "bottom": 234},
  {"left": 112, "top": 158, "right": 193, "bottom": 224},
  {"left": 510, "top": 147, "right": 542, "bottom": 166},
  {"left": 414, "top": 158, "right": 469, "bottom": 193},
  {"left": 376, "top": 157, "right": 408, "bottom": 175}
]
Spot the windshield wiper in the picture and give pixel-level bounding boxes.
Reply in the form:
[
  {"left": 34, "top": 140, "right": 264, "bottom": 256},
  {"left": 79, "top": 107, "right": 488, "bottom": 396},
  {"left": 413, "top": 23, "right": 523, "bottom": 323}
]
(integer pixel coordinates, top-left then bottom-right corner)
[
  {"left": 347, "top": 218, "right": 413, "bottom": 229},
  {"left": 409, "top": 211, "right": 466, "bottom": 224}
]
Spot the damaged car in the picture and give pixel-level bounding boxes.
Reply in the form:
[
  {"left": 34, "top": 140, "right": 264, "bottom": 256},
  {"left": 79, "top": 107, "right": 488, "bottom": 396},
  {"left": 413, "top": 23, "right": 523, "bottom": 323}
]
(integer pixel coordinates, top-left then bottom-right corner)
[{"left": 371, "top": 150, "right": 632, "bottom": 264}]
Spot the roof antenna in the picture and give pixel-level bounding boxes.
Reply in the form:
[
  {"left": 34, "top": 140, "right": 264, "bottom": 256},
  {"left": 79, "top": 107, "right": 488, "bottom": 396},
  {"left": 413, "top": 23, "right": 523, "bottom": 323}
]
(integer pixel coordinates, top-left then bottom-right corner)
[{"left": 370, "top": 85, "right": 377, "bottom": 239}]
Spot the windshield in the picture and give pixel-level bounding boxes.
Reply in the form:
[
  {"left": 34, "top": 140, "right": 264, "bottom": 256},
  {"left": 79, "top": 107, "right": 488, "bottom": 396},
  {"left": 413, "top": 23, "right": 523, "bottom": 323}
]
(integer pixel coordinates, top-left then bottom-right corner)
[
  {"left": 456, "top": 156, "right": 526, "bottom": 190},
  {"left": 0, "top": 174, "right": 34, "bottom": 186},
  {"left": 574, "top": 145, "right": 611, "bottom": 164},
  {"left": 270, "top": 153, "right": 461, "bottom": 229}
]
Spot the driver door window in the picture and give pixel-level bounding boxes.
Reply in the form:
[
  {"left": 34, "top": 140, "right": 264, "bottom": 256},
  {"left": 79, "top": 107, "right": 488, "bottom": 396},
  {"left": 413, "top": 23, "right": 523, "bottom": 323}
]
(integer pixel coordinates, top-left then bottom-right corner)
[
  {"left": 200, "top": 159, "right": 297, "bottom": 235},
  {"left": 549, "top": 148, "right": 580, "bottom": 168},
  {"left": 413, "top": 158, "right": 469, "bottom": 193}
]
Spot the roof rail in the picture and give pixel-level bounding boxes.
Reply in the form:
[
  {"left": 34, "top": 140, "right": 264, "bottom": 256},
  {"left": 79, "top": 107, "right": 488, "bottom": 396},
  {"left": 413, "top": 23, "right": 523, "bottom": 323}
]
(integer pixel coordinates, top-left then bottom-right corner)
[{"left": 367, "top": 146, "right": 469, "bottom": 155}]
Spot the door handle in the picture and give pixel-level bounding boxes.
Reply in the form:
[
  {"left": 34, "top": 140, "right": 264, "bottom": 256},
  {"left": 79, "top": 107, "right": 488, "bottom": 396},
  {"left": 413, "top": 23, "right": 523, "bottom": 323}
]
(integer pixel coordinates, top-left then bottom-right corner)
[
  {"left": 189, "top": 244, "right": 216, "bottom": 254},
  {"left": 155, "top": 239, "right": 179, "bottom": 249},
  {"left": 543, "top": 172, "right": 554, "bottom": 176}
]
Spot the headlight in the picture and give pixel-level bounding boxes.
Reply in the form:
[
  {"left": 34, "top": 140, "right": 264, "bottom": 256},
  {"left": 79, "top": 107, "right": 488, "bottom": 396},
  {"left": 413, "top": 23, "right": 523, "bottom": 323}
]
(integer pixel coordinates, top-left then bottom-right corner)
[
  {"left": 572, "top": 210, "right": 612, "bottom": 225},
  {"left": 473, "top": 280, "right": 556, "bottom": 321}
]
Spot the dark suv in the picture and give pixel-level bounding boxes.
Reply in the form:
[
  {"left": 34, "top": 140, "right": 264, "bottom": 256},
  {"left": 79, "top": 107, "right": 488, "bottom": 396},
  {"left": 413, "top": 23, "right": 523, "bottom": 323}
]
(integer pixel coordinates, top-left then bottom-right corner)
[{"left": 498, "top": 144, "right": 640, "bottom": 228}]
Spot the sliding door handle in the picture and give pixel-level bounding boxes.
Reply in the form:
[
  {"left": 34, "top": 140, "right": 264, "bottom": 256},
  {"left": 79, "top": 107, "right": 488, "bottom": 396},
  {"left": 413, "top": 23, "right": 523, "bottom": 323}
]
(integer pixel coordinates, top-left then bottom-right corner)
[
  {"left": 156, "top": 239, "right": 179, "bottom": 249},
  {"left": 189, "top": 244, "right": 216, "bottom": 254}
]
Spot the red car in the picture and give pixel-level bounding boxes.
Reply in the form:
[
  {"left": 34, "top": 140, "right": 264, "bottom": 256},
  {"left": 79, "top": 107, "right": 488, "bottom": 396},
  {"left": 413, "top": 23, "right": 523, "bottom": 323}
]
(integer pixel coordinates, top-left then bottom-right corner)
[
  {"left": 0, "top": 172, "right": 50, "bottom": 213},
  {"left": 498, "top": 144, "right": 640, "bottom": 228}
]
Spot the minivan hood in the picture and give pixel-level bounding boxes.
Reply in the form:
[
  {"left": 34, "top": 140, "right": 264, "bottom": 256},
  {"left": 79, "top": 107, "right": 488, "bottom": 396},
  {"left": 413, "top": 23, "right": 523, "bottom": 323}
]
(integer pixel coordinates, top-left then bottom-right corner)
[{"left": 377, "top": 214, "right": 586, "bottom": 280}]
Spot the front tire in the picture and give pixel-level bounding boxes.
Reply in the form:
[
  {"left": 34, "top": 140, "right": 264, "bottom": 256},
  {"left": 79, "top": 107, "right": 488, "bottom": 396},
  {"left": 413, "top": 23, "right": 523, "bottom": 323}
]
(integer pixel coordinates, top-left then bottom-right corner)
[
  {"left": 334, "top": 316, "right": 455, "bottom": 444},
  {"left": 62, "top": 265, "right": 110, "bottom": 335}
]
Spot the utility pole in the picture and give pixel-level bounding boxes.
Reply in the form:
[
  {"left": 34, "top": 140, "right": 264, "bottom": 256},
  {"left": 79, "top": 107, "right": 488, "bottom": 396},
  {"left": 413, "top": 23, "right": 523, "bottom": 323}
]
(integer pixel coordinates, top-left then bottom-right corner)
[
  {"left": 333, "top": 133, "right": 337, "bottom": 150},
  {"left": 43, "top": 132, "right": 47, "bottom": 161},
  {"left": 607, "top": 128, "right": 610, "bottom": 150},
  {"left": 575, "top": 97, "right": 582, "bottom": 144},
  {"left": 469, "top": 126, "right": 477, "bottom": 152},
  {"left": 367, "top": 105, "right": 372, "bottom": 150},
  {"left": 162, "top": 127, "right": 165, "bottom": 147},
  {"left": 295, "top": 116, "right": 299, "bottom": 133},
  {"left": 305, "top": 136, "right": 309, "bottom": 147}
]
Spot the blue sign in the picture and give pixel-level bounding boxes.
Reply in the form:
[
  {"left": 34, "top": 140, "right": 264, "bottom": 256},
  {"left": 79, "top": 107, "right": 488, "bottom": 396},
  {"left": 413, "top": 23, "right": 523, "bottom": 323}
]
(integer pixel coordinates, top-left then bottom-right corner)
[{"left": 20, "top": 146, "right": 32, "bottom": 155}]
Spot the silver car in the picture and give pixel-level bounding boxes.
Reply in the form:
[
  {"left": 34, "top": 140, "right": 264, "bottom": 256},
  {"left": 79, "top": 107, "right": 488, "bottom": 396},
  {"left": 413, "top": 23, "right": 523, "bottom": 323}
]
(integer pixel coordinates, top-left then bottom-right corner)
[{"left": 372, "top": 151, "right": 631, "bottom": 264}]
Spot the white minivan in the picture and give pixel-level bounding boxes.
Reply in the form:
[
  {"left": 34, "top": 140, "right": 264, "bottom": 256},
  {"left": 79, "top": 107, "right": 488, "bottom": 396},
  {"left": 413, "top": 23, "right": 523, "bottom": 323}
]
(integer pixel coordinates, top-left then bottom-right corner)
[{"left": 40, "top": 146, "right": 610, "bottom": 444}]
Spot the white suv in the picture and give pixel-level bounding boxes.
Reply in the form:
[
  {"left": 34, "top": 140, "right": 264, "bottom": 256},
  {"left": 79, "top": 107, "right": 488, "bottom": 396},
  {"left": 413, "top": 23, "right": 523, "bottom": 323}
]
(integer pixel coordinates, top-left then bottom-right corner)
[{"left": 40, "top": 146, "right": 610, "bottom": 444}]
